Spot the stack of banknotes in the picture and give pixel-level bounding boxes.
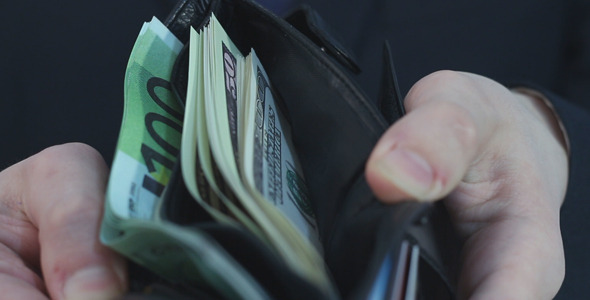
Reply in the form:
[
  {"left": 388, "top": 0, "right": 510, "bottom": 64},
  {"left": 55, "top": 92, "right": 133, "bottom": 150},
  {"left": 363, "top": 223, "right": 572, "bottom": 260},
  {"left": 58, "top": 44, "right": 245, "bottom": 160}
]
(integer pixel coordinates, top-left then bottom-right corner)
[{"left": 100, "top": 15, "right": 337, "bottom": 299}]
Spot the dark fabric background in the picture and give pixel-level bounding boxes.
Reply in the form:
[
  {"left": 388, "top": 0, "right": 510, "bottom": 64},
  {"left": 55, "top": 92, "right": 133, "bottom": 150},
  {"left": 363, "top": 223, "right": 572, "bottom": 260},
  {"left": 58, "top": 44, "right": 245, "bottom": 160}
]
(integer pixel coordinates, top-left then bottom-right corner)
[
  {"left": 0, "top": 0, "right": 177, "bottom": 166},
  {"left": 1, "top": 0, "right": 588, "bottom": 298}
]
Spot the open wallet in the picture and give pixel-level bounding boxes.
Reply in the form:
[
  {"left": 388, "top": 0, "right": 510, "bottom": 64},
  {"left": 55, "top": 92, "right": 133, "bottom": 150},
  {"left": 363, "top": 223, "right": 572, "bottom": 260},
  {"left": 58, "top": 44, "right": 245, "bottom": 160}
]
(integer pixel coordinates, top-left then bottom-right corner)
[{"left": 104, "top": 0, "right": 462, "bottom": 299}]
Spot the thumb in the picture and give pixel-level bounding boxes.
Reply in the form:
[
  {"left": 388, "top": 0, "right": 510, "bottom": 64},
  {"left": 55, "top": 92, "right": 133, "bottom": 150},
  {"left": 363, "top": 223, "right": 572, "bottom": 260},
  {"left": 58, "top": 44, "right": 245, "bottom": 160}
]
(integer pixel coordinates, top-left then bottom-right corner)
[
  {"left": 365, "top": 71, "right": 498, "bottom": 202},
  {"left": 21, "top": 143, "right": 126, "bottom": 300}
]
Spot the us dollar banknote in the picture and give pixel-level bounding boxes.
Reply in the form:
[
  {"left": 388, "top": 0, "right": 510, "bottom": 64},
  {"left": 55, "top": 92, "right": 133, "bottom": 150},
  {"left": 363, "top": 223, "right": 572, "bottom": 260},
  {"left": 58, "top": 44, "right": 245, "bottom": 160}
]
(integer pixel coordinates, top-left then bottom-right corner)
[
  {"left": 195, "top": 15, "right": 333, "bottom": 292},
  {"left": 241, "top": 50, "right": 322, "bottom": 254},
  {"left": 182, "top": 27, "right": 264, "bottom": 238}
]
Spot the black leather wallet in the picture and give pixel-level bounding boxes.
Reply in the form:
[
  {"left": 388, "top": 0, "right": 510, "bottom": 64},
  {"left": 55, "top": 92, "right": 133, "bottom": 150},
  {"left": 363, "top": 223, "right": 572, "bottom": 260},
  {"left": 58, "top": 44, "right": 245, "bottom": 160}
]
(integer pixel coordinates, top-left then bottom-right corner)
[{"left": 122, "top": 0, "right": 461, "bottom": 299}]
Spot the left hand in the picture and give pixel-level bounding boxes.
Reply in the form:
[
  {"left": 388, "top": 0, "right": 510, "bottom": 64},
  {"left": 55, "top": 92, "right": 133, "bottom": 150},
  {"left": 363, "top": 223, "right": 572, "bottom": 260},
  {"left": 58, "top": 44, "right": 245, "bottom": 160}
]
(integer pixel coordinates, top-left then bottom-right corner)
[{"left": 0, "top": 143, "right": 126, "bottom": 300}]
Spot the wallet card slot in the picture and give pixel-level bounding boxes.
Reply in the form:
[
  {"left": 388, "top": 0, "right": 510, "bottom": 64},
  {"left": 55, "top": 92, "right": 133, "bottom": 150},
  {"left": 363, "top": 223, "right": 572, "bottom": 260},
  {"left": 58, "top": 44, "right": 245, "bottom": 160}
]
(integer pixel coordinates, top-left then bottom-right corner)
[
  {"left": 326, "top": 181, "right": 432, "bottom": 299},
  {"left": 405, "top": 203, "right": 461, "bottom": 298}
]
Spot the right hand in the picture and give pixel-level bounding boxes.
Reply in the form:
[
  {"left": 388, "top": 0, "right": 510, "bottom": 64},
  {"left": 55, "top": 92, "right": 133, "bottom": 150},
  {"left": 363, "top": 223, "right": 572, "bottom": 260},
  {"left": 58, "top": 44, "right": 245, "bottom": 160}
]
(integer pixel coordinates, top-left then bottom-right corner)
[{"left": 366, "top": 71, "right": 567, "bottom": 299}]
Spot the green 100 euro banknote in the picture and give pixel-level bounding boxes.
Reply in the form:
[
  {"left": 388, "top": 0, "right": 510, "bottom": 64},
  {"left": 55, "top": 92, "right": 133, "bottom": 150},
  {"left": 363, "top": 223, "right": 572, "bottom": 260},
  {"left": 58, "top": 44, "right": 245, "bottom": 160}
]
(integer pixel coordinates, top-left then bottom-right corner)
[{"left": 100, "top": 17, "right": 271, "bottom": 300}]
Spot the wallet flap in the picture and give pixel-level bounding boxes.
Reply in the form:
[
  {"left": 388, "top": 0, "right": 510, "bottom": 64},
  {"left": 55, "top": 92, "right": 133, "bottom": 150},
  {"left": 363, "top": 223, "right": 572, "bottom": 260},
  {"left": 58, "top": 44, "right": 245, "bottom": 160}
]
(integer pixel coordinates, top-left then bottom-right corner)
[{"left": 378, "top": 41, "right": 406, "bottom": 125}]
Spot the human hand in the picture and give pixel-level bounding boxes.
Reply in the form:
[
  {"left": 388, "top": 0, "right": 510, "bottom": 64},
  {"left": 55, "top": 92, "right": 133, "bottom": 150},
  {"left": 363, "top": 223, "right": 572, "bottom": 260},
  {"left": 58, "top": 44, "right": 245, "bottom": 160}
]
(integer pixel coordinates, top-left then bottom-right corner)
[
  {"left": 366, "top": 71, "right": 567, "bottom": 299},
  {"left": 0, "top": 143, "right": 126, "bottom": 300}
]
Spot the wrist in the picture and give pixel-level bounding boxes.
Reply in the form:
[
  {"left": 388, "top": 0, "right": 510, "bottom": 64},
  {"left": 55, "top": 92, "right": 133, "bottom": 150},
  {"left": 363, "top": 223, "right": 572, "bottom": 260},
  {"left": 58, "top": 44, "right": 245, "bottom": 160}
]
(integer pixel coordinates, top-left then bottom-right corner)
[{"left": 511, "top": 87, "right": 570, "bottom": 155}]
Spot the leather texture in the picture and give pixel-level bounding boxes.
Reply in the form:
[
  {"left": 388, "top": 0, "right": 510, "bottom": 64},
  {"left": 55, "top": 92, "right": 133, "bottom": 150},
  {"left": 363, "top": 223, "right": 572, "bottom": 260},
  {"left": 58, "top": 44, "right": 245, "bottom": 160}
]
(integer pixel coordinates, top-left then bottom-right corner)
[
  {"left": 156, "top": 0, "right": 461, "bottom": 298},
  {"left": 284, "top": 5, "right": 361, "bottom": 74}
]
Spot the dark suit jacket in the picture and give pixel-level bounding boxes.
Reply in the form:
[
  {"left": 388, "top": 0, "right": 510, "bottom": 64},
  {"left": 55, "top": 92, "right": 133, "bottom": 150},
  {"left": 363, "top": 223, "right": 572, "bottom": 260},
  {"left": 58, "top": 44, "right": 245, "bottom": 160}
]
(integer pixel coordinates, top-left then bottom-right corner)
[{"left": 0, "top": 0, "right": 588, "bottom": 298}]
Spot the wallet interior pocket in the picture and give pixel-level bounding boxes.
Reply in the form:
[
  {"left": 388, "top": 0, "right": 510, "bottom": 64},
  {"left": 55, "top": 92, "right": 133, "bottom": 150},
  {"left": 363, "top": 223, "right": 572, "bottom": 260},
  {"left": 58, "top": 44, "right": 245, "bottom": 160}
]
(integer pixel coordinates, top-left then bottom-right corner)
[{"left": 161, "top": 162, "right": 329, "bottom": 300}]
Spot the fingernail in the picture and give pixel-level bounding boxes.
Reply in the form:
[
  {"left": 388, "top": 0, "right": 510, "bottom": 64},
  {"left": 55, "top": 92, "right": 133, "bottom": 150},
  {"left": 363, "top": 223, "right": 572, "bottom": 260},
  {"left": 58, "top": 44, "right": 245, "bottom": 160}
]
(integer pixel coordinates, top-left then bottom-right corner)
[
  {"left": 64, "top": 266, "right": 123, "bottom": 300},
  {"left": 375, "top": 148, "right": 439, "bottom": 200}
]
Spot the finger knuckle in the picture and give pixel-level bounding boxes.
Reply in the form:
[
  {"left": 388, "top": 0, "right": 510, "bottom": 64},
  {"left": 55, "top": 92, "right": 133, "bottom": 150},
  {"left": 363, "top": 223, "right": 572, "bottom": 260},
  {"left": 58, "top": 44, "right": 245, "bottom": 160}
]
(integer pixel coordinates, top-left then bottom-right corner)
[
  {"left": 406, "top": 70, "right": 472, "bottom": 107},
  {"left": 434, "top": 101, "right": 478, "bottom": 148},
  {"left": 421, "top": 70, "right": 471, "bottom": 90},
  {"left": 426, "top": 70, "right": 467, "bottom": 83},
  {"left": 23, "top": 143, "right": 107, "bottom": 227},
  {"left": 39, "top": 143, "right": 103, "bottom": 165},
  {"left": 27, "top": 143, "right": 106, "bottom": 180}
]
